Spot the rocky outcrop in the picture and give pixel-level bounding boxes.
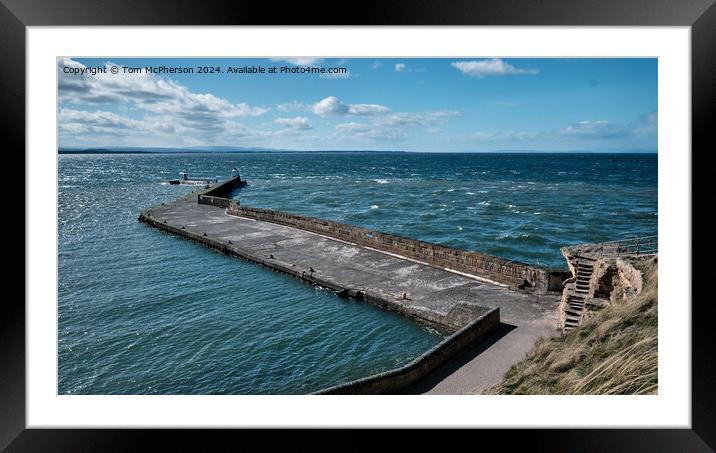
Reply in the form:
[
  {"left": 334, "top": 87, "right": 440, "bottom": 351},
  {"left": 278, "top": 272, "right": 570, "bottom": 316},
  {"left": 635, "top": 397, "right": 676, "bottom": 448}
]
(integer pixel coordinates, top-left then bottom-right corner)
[{"left": 611, "top": 258, "right": 644, "bottom": 304}]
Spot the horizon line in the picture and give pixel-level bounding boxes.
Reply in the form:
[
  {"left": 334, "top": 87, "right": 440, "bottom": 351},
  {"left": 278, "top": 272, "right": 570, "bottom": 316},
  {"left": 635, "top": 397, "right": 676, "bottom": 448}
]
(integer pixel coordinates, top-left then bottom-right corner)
[{"left": 58, "top": 147, "right": 658, "bottom": 154}]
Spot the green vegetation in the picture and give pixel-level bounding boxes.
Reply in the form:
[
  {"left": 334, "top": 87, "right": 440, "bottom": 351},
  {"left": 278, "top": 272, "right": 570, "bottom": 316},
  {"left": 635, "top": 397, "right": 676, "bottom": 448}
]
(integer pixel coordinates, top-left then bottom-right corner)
[{"left": 486, "top": 256, "right": 657, "bottom": 395}]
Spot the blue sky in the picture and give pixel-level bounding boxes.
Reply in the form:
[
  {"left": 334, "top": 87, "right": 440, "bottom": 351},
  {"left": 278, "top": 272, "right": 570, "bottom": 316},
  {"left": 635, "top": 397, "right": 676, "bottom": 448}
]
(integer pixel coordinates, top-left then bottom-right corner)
[{"left": 58, "top": 57, "right": 657, "bottom": 152}]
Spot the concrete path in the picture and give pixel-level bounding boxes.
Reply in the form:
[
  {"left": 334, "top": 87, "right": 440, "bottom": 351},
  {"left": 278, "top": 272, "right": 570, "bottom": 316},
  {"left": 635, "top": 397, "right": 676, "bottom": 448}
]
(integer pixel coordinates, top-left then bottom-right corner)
[{"left": 401, "top": 315, "right": 560, "bottom": 394}]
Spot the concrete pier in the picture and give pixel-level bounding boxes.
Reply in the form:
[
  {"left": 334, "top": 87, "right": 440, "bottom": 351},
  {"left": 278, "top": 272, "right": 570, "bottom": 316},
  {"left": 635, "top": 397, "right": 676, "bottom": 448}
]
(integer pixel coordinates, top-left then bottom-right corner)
[{"left": 139, "top": 177, "right": 561, "bottom": 333}]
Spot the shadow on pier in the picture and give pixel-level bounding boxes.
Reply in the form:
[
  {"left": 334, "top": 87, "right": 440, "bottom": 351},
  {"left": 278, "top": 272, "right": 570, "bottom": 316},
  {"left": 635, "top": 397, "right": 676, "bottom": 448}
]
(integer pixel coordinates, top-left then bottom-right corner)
[{"left": 398, "top": 323, "right": 517, "bottom": 394}]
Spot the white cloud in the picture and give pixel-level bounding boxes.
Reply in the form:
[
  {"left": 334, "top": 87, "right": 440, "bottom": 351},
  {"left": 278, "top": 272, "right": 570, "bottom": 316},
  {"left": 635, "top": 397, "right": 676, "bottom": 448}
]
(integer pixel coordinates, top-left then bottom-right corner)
[
  {"left": 347, "top": 103, "right": 391, "bottom": 115},
  {"left": 63, "top": 107, "right": 274, "bottom": 145},
  {"left": 372, "top": 61, "right": 383, "bottom": 70},
  {"left": 270, "top": 57, "right": 323, "bottom": 66},
  {"left": 276, "top": 101, "right": 311, "bottom": 112},
  {"left": 58, "top": 106, "right": 279, "bottom": 148},
  {"left": 58, "top": 58, "right": 269, "bottom": 119},
  {"left": 59, "top": 108, "right": 144, "bottom": 135},
  {"left": 559, "top": 120, "right": 630, "bottom": 139},
  {"left": 335, "top": 122, "right": 407, "bottom": 141},
  {"left": 468, "top": 130, "right": 542, "bottom": 141},
  {"left": 468, "top": 122, "right": 624, "bottom": 142},
  {"left": 311, "top": 96, "right": 390, "bottom": 117},
  {"left": 375, "top": 110, "right": 460, "bottom": 127},
  {"left": 451, "top": 59, "right": 539, "bottom": 78},
  {"left": 233, "top": 103, "right": 270, "bottom": 117},
  {"left": 395, "top": 63, "right": 406, "bottom": 72},
  {"left": 57, "top": 59, "right": 467, "bottom": 149},
  {"left": 274, "top": 116, "right": 312, "bottom": 130},
  {"left": 335, "top": 122, "right": 367, "bottom": 132},
  {"left": 312, "top": 96, "right": 349, "bottom": 116},
  {"left": 334, "top": 109, "right": 459, "bottom": 142},
  {"left": 468, "top": 113, "right": 657, "bottom": 144},
  {"left": 58, "top": 58, "right": 273, "bottom": 146}
]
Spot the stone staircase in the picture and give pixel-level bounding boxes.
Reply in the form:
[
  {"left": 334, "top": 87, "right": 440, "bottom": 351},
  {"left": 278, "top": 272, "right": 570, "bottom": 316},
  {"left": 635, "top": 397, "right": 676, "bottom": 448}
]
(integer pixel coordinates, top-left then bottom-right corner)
[
  {"left": 563, "top": 257, "right": 595, "bottom": 332},
  {"left": 560, "top": 236, "right": 656, "bottom": 333}
]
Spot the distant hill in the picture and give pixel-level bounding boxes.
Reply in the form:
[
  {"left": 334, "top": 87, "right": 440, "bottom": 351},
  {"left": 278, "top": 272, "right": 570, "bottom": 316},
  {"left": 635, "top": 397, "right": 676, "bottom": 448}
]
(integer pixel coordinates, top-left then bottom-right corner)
[
  {"left": 58, "top": 146, "right": 655, "bottom": 154},
  {"left": 58, "top": 146, "right": 409, "bottom": 154},
  {"left": 491, "top": 148, "right": 657, "bottom": 154},
  {"left": 58, "top": 146, "right": 283, "bottom": 154},
  {"left": 59, "top": 148, "right": 152, "bottom": 154}
]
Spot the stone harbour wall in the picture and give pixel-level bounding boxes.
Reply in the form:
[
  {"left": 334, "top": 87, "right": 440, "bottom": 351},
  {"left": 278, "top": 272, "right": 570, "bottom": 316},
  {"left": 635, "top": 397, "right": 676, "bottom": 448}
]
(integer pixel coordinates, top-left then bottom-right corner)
[
  {"left": 197, "top": 176, "right": 246, "bottom": 206},
  {"left": 227, "top": 202, "right": 552, "bottom": 291},
  {"left": 197, "top": 194, "right": 233, "bottom": 208},
  {"left": 313, "top": 306, "right": 500, "bottom": 394}
]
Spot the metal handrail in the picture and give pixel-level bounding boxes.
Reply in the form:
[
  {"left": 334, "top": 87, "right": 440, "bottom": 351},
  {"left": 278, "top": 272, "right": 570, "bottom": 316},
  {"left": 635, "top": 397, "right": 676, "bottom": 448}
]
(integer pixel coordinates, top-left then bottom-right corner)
[{"left": 594, "top": 235, "right": 658, "bottom": 258}]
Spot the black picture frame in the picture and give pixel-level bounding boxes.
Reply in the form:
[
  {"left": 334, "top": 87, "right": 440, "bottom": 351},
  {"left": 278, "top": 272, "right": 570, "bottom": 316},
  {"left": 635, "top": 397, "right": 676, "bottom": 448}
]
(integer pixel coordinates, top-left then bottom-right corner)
[{"left": 2, "top": 0, "right": 714, "bottom": 450}]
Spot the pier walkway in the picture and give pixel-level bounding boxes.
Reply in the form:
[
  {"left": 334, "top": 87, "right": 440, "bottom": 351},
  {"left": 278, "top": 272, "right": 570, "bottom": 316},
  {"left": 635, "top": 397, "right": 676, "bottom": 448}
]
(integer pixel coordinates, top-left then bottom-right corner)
[{"left": 141, "top": 192, "right": 558, "bottom": 332}]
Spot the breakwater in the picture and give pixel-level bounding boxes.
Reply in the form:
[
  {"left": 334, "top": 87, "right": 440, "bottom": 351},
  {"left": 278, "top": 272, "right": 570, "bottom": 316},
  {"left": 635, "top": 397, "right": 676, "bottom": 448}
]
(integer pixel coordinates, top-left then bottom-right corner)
[
  {"left": 139, "top": 177, "right": 563, "bottom": 332},
  {"left": 137, "top": 176, "right": 571, "bottom": 393}
]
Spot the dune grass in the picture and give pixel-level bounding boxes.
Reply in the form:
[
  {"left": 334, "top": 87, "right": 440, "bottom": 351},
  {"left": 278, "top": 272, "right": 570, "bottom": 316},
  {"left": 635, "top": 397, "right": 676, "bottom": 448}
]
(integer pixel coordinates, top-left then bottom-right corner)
[{"left": 485, "top": 256, "right": 658, "bottom": 395}]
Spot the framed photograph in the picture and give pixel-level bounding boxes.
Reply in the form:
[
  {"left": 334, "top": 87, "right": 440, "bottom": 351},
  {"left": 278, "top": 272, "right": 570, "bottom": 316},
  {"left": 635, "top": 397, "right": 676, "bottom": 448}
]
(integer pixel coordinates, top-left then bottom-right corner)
[{"left": 4, "top": 0, "right": 714, "bottom": 449}]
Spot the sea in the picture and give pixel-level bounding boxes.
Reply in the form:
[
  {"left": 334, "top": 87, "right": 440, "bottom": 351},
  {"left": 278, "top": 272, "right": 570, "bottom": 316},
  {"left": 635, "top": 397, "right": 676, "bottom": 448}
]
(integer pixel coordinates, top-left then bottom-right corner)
[{"left": 58, "top": 152, "right": 657, "bottom": 394}]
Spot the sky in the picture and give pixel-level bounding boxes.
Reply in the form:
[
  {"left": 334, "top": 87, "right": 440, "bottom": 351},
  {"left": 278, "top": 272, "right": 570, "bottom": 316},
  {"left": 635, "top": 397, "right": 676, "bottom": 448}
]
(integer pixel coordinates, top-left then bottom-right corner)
[{"left": 58, "top": 57, "right": 657, "bottom": 152}]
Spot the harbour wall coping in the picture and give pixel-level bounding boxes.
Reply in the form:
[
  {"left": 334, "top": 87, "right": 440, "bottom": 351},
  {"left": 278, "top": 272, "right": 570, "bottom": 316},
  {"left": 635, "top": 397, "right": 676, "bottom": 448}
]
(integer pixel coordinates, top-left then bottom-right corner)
[{"left": 313, "top": 306, "right": 500, "bottom": 394}]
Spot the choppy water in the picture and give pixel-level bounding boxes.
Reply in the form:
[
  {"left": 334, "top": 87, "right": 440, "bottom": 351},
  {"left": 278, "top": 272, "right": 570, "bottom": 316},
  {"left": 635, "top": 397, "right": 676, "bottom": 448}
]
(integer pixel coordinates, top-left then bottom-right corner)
[{"left": 58, "top": 152, "right": 657, "bottom": 394}]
